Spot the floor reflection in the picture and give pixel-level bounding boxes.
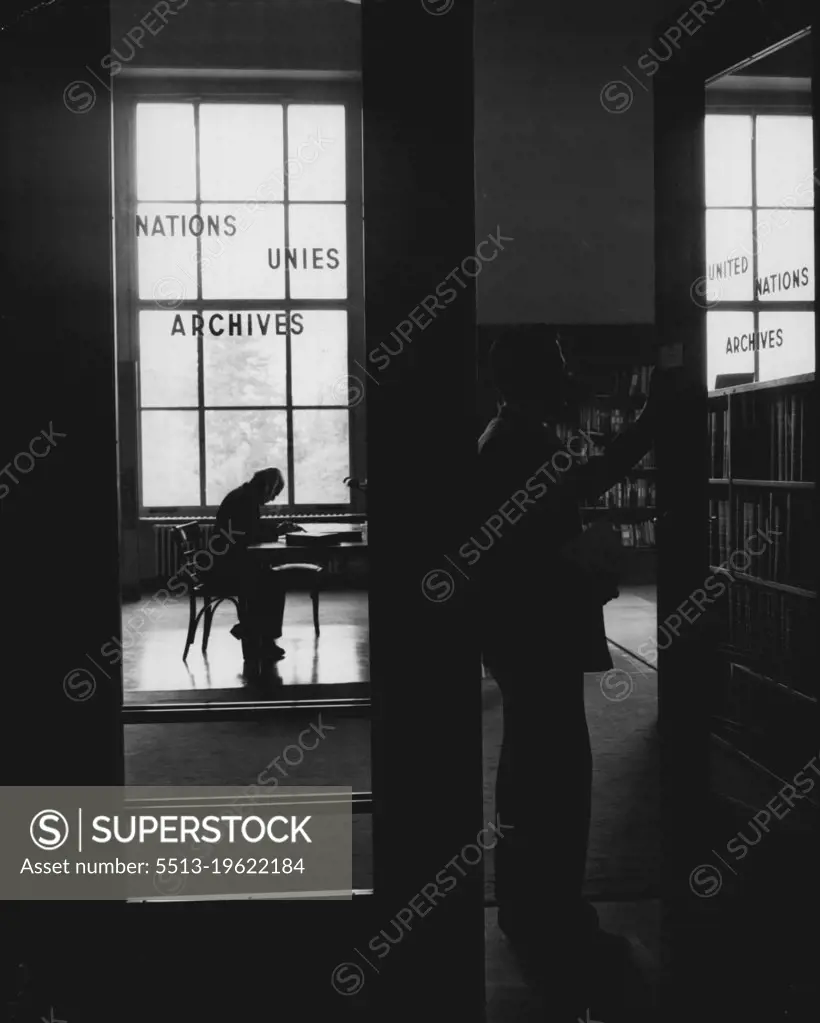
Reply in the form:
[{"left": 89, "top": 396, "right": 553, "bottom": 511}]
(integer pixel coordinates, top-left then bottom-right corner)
[{"left": 122, "top": 589, "right": 369, "bottom": 696}]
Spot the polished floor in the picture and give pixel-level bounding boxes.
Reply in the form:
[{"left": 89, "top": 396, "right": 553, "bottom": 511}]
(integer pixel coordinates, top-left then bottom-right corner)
[
  {"left": 121, "top": 584, "right": 655, "bottom": 700},
  {"left": 604, "top": 584, "right": 656, "bottom": 664},
  {"left": 122, "top": 589, "right": 369, "bottom": 699}
]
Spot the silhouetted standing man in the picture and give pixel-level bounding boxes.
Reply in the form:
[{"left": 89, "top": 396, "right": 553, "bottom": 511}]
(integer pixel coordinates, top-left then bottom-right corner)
[{"left": 477, "top": 327, "right": 675, "bottom": 1015}]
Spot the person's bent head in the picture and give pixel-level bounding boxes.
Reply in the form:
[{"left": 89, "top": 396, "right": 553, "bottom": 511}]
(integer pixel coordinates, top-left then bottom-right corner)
[
  {"left": 250, "top": 467, "right": 285, "bottom": 503},
  {"left": 488, "top": 325, "right": 577, "bottom": 421}
]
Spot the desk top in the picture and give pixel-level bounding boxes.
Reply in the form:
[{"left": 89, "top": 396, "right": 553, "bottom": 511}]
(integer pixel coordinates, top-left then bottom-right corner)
[{"left": 249, "top": 523, "right": 366, "bottom": 552}]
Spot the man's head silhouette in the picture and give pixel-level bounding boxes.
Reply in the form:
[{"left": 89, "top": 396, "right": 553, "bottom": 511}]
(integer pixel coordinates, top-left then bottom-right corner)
[
  {"left": 250, "top": 467, "right": 284, "bottom": 503},
  {"left": 488, "top": 325, "right": 579, "bottom": 421}
]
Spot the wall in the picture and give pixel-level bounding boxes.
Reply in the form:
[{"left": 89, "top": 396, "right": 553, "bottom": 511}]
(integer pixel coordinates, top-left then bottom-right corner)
[
  {"left": 110, "top": 0, "right": 360, "bottom": 71},
  {"left": 475, "top": 0, "right": 692, "bottom": 324}
]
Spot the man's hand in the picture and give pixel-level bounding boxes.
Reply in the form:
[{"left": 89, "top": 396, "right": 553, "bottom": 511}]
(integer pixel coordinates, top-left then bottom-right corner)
[
  {"left": 278, "top": 521, "right": 305, "bottom": 534},
  {"left": 646, "top": 365, "right": 688, "bottom": 408},
  {"left": 657, "top": 341, "right": 684, "bottom": 370}
]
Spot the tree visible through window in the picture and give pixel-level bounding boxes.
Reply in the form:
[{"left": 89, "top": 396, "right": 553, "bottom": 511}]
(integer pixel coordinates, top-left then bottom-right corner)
[{"left": 130, "top": 97, "right": 355, "bottom": 509}]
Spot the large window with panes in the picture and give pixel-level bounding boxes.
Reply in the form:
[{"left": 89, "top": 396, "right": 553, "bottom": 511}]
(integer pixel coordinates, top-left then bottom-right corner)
[
  {"left": 704, "top": 108, "right": 815, "bottom": 389},
  {"left": 115, "top": 80, "right": 363, "bottom": 513}
]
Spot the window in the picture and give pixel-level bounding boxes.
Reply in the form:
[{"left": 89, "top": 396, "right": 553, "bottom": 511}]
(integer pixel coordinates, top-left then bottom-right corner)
[
  {"left": 703, "top": 112, "right": 815, "bottom": 389},
  {"left": 117, "top": 84, "right": 363, "bottom": 511}
]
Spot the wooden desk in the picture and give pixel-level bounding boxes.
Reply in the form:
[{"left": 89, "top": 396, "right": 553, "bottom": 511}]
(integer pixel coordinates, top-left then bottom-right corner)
[{"left": 248, "top": 524, "right": 367, "bottom": 567}]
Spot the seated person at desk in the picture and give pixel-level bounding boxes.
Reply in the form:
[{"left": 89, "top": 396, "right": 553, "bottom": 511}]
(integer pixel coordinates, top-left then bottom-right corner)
[{"left": 209, "top": 467, "right": 302, "bottom": 672}]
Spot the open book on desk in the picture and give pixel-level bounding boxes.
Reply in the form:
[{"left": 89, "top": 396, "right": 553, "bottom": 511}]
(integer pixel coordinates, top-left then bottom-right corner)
[{"left": 284, "top": 524, "right": 364, "bottom": 546}]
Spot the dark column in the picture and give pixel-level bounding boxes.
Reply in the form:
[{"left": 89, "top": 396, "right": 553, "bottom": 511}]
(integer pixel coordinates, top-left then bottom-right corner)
[{"left": 363, "top": 0, "right": 483, "bottom": 1018}]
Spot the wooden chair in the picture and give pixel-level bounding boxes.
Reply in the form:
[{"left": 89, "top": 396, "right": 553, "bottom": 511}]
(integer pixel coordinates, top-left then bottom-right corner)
[
  {"left": 170, "top": 523, "right": 324, "bottom": 661},
  {"left": 171, "top": 522, "right": 242, "bottom": 662}
]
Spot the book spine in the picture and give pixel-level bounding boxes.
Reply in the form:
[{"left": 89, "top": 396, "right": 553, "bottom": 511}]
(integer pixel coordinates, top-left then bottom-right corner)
[
  {"left": 789, "top": 394, "right": 797, "bottom": 482},
  {"left": 780, "top": 493, "right": 788, "bottom": 585}
]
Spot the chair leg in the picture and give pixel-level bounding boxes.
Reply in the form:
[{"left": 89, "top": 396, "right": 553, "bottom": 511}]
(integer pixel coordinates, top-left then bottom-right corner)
[
  {"left": 202, "top": 601, "right": 215, "bottom": 653},
  {"left": 183, "top": 591, "right": 198, "bottom": 662},
  {"left": 312, "top": 586, "right": 320, "bottom": 636}
]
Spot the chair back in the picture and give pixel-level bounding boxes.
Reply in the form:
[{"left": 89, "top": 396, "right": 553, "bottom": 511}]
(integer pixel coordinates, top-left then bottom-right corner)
[{"left": 170, "top": 522, "right": 203, "bottom": 588}]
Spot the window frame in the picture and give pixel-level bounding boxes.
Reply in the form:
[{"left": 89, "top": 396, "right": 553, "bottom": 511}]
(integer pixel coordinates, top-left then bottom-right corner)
[
  {"left": 113, "top": 75, "right": 365, "bottom": 517},
  {"left": 704, "top": 94, "right": 814, "bottom": 388}
]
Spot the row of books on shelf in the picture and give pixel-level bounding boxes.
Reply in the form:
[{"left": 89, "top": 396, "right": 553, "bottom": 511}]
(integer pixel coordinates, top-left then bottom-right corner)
[
  {"left": 588, "top": 479, "right": 656, "bottom": 510},
  {"left": 573, "top": 405, "right": 633, "bottom": 442},
  {"left": 719, "top": 584, "right": 815, "bottom": 697},
  {"left": 709, "top": 389, "right": 815, "bottom": 482},
  {"left": 709, "top": 492, "right": 814, "bottom": 590},
  {"left": 620, "top": 521, "right": 655, "bottom": 547}
]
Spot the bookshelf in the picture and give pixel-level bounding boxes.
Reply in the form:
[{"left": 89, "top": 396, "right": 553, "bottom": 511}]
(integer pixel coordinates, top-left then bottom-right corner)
[
  {"left": 706, "top": 373, "right": 817, "bottom": 775},
  {"left": 557, "top": 363, "right": 659, "bottom": 554}
]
